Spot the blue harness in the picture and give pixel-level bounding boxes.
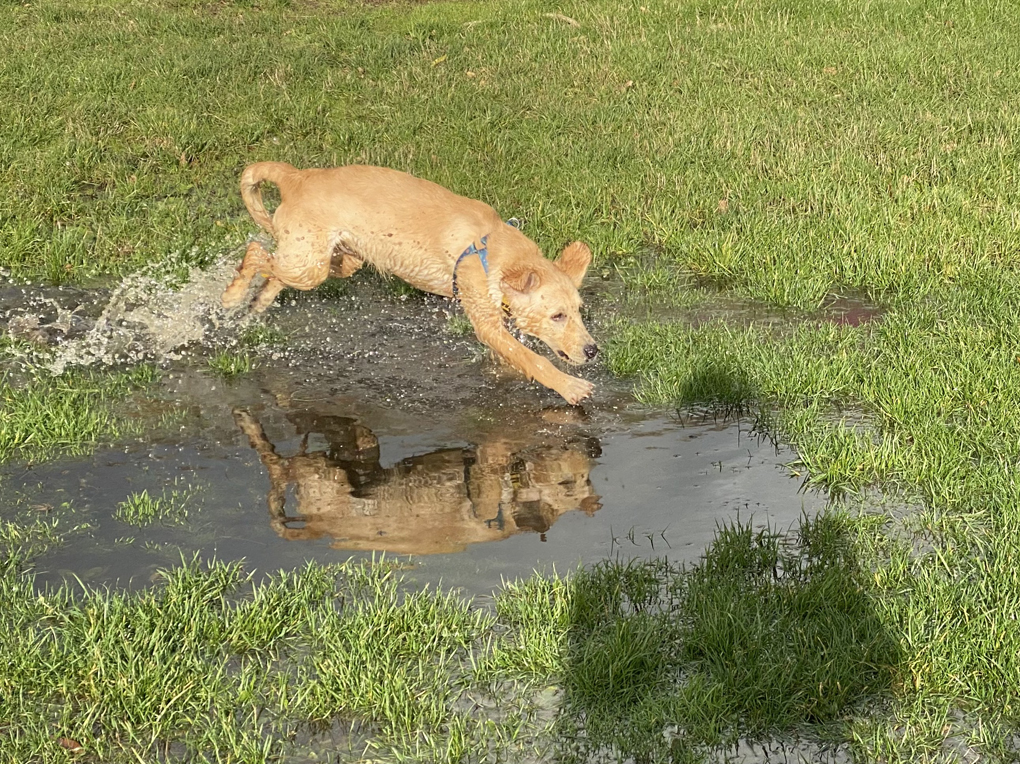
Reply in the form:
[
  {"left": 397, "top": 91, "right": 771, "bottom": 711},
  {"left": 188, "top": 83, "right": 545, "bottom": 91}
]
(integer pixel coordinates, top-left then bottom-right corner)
[
  {"left": 451, "top": 219, "right": 522, "bottom": 303},
  {"left": 452, "top": 235, "right": 489, "bottom": 300}
]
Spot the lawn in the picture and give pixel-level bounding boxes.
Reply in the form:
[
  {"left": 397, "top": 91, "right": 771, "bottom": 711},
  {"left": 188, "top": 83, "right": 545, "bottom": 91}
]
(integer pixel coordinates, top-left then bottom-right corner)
[{"left": 3, "top": 0, "right": 1020, "bottom": 760}]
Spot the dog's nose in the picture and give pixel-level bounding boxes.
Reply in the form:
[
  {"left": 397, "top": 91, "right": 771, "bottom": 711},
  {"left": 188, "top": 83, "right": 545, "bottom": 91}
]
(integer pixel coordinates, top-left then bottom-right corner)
[{"left": 584, "top": 343, "right": 599, "bottom": 361}]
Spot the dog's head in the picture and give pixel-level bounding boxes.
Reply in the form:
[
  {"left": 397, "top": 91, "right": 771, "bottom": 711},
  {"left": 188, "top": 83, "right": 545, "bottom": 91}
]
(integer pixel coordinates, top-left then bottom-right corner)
[{"left": 500, "top": 241, "right": 598, "bottom": 365}]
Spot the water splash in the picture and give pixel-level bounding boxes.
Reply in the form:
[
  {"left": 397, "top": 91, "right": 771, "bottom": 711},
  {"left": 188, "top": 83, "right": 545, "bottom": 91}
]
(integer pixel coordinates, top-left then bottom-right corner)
[{"left": 46, "top": 250, "right": 254, "bottom": 374}]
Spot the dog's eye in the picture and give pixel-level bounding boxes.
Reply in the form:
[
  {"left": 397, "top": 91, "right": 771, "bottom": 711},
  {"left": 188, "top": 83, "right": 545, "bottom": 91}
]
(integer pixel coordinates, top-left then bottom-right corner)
[{"left": 551, "top": 312, "right": 566, "bottom": 322}]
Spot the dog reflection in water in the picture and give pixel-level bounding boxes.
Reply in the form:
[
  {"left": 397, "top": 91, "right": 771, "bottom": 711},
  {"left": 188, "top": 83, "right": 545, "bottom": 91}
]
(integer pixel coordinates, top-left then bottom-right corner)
[{"left": 233, "top": 408, "right": 602, "bottom": 554}]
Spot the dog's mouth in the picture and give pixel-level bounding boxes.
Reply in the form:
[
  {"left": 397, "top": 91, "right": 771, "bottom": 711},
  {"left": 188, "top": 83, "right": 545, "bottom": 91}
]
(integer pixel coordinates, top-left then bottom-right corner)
[{"left": 555, "top": 349, "right": 586, "bottom": 366}]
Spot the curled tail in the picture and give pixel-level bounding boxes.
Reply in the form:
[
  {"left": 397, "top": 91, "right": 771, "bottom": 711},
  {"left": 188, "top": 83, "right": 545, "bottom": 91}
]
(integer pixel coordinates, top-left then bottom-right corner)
[{"left": 240, "top": 161, "right": 297, "bottom": 236}]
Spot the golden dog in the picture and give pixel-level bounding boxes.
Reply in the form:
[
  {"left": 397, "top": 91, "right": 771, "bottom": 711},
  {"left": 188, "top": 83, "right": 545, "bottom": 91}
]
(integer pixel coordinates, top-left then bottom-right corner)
[{"left": 221, "top": 163, "right": 597, "bottom": 404}]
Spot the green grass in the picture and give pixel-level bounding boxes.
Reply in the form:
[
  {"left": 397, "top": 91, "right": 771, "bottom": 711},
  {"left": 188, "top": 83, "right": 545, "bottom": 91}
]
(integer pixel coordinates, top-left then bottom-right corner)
[
  {"left": 0, "top": 364, "right": 157, "bottom": 463},
  {"left": 207, "top": 349, "right": 255, "bottom": 378},
  {"left": 0, "top": 524, "right": 565, "bottom": 764},
  {"left": 114, "top": 485, "right": 197, "bottom": 526},
  {"left": 5, "top": 0, "right": 1017, "bottom": 297},
  {"left": 606, "top": 279, "right": 1020, "bottom": 760},
  {"left": 0, "top": 509, "right": 911, "bottom": 764},
  {"left": 239, "top": 322, "right": 287, "bottom": 348},
  {"left": 446, "top": 312, "right": 475, "bottom": 336},
  {"left": 5, "top": 0, "right": 1020, "bottom": 760},
  {"left": 558, "top": 511, "right": 901, "bottom": 762},
  {"left": 1, "top": 506, "right": 907, "bottom": 764}
]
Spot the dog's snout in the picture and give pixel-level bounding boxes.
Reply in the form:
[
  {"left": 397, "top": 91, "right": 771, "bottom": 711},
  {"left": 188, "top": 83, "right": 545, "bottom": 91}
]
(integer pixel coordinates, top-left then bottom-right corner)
[{"left": 584, "top": 343, "right": 599, "bottom": 361}]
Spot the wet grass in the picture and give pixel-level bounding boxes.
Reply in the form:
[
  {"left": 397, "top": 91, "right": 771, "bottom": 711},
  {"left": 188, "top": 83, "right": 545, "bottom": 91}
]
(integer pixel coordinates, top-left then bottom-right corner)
[
  {"left": 606, "top": 283, "right": 1020, "bottom": 758},
  {"left": 114, "top": 484, "right": 197, "bottom": 527},
  {"left": 0, "top": 519, "right": 561, "bottom": 763},
  {"left": 446, "top": 312, "right": 475, "bottom": 337},
  {"left": 207, "top": 349, "right": 256, "bottom": 378},
  {"left": 239, "top": 322, "right": 287, "bottom": 349},
  {"left": 0, "top": 364, "right": 157, "bottom": 463},
  {"left": 1, "top": 507, "right": 902, "bottom": 764},
  {"left": 558, "top": 512, "right": 899, "bottom": 763}
]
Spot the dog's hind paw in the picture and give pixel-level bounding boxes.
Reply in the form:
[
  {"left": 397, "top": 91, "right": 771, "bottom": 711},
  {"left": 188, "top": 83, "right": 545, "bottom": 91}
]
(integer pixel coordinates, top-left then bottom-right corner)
[{"left": 221, "top": 288, "right": 246, "bottom": 310}]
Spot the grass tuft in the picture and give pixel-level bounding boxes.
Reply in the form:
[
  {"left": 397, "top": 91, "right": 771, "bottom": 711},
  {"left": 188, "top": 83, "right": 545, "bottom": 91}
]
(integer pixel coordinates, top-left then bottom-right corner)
[
  {"left": 207, "top": 350, "right": 255, "bottom": 378},
  {"left": 558, "top": 512, "right": 900, "bottom": 762},
  {"left": 114, "top": 485, "right": 197, "bottom": 527},
  {"left": 0, "top": 364, "right": 157, "bottom": 464},
  {"left": 239, "top": 323, "right": 287, "bottom": 348}
]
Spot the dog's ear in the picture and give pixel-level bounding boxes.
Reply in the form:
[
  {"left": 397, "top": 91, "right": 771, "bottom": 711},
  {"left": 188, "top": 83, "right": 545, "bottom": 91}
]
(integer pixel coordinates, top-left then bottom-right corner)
[
  {"left": 501, "top": 266, "right": 541, "bottom": 297},
  {"left": 553, "top": 241, "right": 592, "bottom": 288}
]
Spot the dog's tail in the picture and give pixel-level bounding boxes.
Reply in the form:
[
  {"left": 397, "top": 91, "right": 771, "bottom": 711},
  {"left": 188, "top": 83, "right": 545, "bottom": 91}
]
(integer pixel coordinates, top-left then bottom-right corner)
[{"left": 240, "top": 161, "right": 296, "bottom": 236}]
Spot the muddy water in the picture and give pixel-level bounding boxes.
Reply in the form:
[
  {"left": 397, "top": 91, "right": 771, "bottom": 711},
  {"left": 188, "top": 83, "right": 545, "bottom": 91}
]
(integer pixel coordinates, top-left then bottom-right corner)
[{"left": 2, "top": 258, "right": 826, "bottom": 595}]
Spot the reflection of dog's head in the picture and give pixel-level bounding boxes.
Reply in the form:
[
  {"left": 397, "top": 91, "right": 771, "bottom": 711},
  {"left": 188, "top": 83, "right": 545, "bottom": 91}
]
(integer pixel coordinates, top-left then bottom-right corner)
[
  {"left": 511, "top": 445, "right": 602, "bottom": 532},
  {"left": 500, "top": 241, "right": 598, "bottom": 366}
]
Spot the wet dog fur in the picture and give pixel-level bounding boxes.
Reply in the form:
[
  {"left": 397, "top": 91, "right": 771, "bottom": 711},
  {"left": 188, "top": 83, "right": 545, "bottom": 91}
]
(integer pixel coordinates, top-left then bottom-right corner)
[{"left": 222, "top": 162, "right": 597, "bottom": 403}]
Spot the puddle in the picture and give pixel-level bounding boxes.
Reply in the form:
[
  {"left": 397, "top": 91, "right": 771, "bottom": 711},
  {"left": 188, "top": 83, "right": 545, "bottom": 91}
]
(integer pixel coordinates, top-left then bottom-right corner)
[
  {"left": 819, "top": 292, "right": 884, "bottom": 327},
  {"left": 1, "top": 253, "right": 827, "bottom": 595},
  {"left": 10, "top": 406, "right": 818, "bottom": 596}
]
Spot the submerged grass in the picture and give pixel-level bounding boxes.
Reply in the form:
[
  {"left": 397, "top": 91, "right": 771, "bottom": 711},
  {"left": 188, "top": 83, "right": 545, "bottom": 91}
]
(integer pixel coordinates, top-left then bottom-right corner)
[{"left": 239, "top": 322, "right": 287, "bottom": 349}]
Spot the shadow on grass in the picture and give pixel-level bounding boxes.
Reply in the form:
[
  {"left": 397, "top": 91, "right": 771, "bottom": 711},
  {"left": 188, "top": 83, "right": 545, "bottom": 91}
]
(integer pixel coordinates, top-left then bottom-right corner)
[{"left": 556, "top": 511, "right": 901, "bottom": 762}]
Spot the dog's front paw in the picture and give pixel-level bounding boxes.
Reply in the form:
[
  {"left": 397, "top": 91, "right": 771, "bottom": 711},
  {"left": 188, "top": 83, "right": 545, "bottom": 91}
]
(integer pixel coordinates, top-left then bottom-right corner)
[{"left": 555, "top": 375, "right": 594, "bottom": 405}]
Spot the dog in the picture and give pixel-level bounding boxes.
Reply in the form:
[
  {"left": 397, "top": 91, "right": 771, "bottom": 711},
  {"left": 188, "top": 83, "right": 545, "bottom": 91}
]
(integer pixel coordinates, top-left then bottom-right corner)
[{"left": 221, "top": 163, "right": 597, "bottom": 404}]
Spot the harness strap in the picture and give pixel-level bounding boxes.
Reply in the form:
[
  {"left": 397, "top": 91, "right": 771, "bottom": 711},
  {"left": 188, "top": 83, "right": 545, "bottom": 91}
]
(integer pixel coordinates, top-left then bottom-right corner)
[
  {"left": 452, "top": 229, "right": 515, "bottom": 319},
  {"left": 452, "top": 235, "right": 489, "bottom": 300}
]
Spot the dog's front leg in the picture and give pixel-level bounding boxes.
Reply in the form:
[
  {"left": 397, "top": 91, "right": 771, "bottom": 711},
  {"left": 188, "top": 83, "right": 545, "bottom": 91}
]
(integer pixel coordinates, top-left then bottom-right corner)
[{"left": 458, "top": 276, "right": 594, "bottom": 405}]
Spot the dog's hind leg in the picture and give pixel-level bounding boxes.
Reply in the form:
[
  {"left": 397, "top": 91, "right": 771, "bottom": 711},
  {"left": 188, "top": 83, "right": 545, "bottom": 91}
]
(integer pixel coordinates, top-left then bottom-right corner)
[
  {"left": 223, "top": 240, "right": 272, "bottom": 308},
  {"left": 329, "top": 237, "right": 364, "bottom": 279},
  {"left": 329, "top": 255, "right": 364, "bottom": 279},
  {"left": 251, "top": 277, "right": 287, "bottom": 313},
  {"left": 241, "top": 227, "right": 335, "bottom": 312}
]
